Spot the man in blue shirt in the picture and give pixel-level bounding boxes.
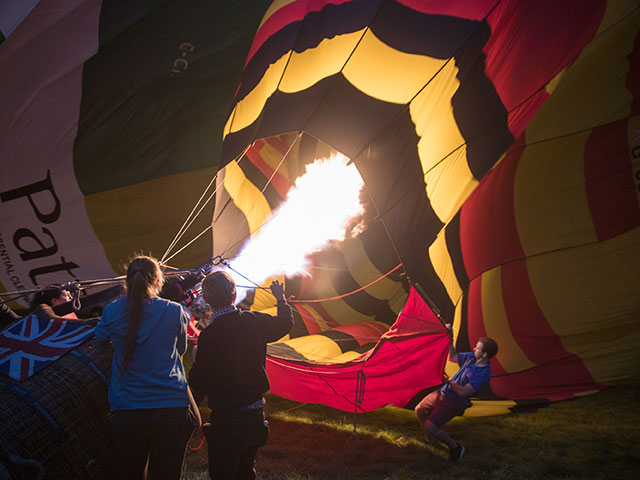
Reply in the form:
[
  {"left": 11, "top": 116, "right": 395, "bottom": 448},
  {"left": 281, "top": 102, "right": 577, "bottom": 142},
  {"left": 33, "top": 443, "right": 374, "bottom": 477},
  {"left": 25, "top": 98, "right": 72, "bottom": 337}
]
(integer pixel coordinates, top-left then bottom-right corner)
[{"left": 415, "top": 325, "right": 498, "bottom": 462}]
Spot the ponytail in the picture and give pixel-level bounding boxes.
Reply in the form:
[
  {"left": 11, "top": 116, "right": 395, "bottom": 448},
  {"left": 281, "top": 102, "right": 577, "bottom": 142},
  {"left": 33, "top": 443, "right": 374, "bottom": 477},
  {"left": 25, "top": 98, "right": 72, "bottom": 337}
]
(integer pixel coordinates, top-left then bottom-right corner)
[{"left": 121, "top": 256, "right": 163, "bottom": 372}]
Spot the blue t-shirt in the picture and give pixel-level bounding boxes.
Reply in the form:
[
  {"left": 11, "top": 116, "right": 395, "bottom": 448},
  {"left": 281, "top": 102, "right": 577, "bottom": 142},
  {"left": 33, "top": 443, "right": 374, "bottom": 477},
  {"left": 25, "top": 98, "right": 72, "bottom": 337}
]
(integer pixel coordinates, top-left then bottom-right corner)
[
  {"left": 95, "top": 296, "right": 190, "bottom": 411},
  {"left": 441, "top": 351, "right": 491, "bottom": 411}
]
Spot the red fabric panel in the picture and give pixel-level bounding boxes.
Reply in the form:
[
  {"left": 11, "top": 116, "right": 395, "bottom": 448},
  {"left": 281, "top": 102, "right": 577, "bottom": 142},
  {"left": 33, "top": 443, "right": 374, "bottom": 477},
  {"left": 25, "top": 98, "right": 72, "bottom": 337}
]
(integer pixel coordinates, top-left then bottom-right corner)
[
  {"left": 396, "top": 0, "right": 497, "bottom": 20},
  {"left": 483, "top": 0, "right": 605, "bottom": 135},
  {"left": 293, "top": 304, "right": 324, "bottom": 335},
  {"left": 491, "top": 365, "right": 605, "bottom": 402},
  {"left": 466, "top": 262, "right": 601, "bottom": 400},
  {"left": 460, "top": 135, "right": 525, "bottom": 281},
  {"left": 505, "top": 88, "right": 548, "bottom": 142},
  {"left": 246, "top": 0, "right": 352, "bottom": 65},
  {"left": 498, "top": 259, "right": 598, "bottom": 398},
  {"left": 584, "top": 120, "right": 640, "bottom": 241},
  {"left": 331, "top": 321, "right": 388, "bottom": 346},
  {"left": 267, "top": 288, "right": 450, "bottom": 411},
  {"left": 246, "top": 142, "right": 291, "bottom": 198},
  {"left": 466, "top": 277, "right": 507, "bottom": 377}
]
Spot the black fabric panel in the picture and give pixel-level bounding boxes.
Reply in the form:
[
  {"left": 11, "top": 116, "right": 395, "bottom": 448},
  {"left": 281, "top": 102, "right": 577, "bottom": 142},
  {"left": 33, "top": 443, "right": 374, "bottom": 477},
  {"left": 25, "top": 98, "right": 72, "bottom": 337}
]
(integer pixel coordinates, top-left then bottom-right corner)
[
  {"left": 370, "top": 1, "right": 482, "bottom": 58},
  {"left": 455, "top": 291, "right": 471, "bottom": 352},
  {"left": 319, "top": 329, "right": 360, "bottom": 354},
  {"left": 289, "top": 305, "right": 310, "bottom": 339},
  {"left": 221, "top": 76, "right": 336, "bottom": 165},
  {"left": 267, "top": 342, "right": 310, "bottom": 362},
  {"left": 355, "top": 111, "right": 455, "bottom": 322},
  {"left": 256, "top": 76, "right": 335, "bottom": 143},
  {"left": 212, "top": 185, "right": 251, "bottom": 259},
  {"left": 74, "top": 0, "right": 269, "bottom": 194},
  {"left": 359, "top": 225, "right": 403, "bottom": 277},
  {"left": 353, "top": 342, "right": 377, "bottom": 354},
  {"left": 237, "top": 155, "right": 284, "bottom": 211},
  {"left": 445, "top": 210, "right": 469, "bottom": 291},
  {"left": 236, "top": 0, "right": 381, "bottom": 102},
  {"left": 221, "top": 118, "right": 262, "bottom": 167},
  {"left": 310, "top": 249, "right": 398, "bottom": 326},
  {"left": 452, "top": 21, "right": 514, "bottom": 180},
  {"left": 304, "top": 75, "right": 406, "bottom": 159},
  {"left": 223, "top": 74, "right": 405, "bottom": 166}
]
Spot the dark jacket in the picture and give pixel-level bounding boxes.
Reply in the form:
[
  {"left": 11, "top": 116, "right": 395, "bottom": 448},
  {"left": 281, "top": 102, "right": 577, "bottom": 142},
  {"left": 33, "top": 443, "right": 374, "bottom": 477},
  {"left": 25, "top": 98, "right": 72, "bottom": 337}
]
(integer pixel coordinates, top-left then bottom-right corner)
[
  {"left": 188, "top": 301, "right": 293, "bottom": 414},
  {"left": 1, "top": 301, "right": 21, "bottom": 329}
]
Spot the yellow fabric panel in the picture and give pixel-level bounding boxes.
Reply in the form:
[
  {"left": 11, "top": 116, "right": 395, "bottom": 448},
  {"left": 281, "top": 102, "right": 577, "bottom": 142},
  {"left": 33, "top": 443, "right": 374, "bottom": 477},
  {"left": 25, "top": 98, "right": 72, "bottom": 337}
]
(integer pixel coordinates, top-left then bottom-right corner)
[
  {"left": 259, "top": 142, "right": 291, "bottom": 183},
  {"left": 84, "top": 168, "right": 216, "bottom": 272},
  {"left": 340, "top": 236, "right": 401, "bottom": 301},
  {"left": 596, "top": 0, "right": 640, "bottom": 37},
  {"left": 251, "top": 276, "right": 285, "bottom": 311},
  {"left": 409, "top": 60, "right": 476, "bottom": 223},
  {"left": 411, "top": 60, "right": 462, "bottom": 174},
  {"left": 306, "top": 267, "right": 375, "bottom": 325},
  {"left": 526, "top": 8, "right": 639, "bottom": 143},
  {"left": 424, "top": 145, "right": 479, "bottom": 224},
  {"left": 481, "top": 267, "right": 536, "bottom": 373},
  {"left": 428, "top": 230, "right": 462, "bottom": 305},
  {"left": 629, "top": 115, "right": 640, "bottom": 208},
  {"left": 259, "top": 0, "right": 298, "bottom": 29},
  {"left": 527, "top": 226, "right": 640, "bottom": 384},
  {"left": 462, "top": 400, "right": 516, "bottom": 417},
  {"left": 343, "top": 30, "right": 448, "bottom": 104},
  {"left": 514, "top": 131, "right": 597, "bottom": 257},
  {"left": 279, "top": 31, "right": 364, "bottom": 94},
  {"left": 332, "top": 350, "right": 365, "bottom": 362},
  {"left": 223, "top": 55, "right": 290, "bottom": 138},
  {"left": 223, "top": 161, "right": 272, "bottom": 236},
  {"left": 0, "top": 279, "right": 24, "bottom": 311},
  {"left": 300, "top": 303, "right": 331, "bottom": 332},
  {"left": 280, "top": 334, "right": 344, "bottom": 363}
]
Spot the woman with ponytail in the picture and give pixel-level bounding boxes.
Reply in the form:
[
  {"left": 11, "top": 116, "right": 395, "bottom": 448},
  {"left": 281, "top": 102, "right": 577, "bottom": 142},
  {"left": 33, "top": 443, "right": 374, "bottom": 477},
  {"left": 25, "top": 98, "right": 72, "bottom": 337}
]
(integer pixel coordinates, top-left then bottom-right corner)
[{"left": 95, "top": 256, "right": 191, "bottom": 480}]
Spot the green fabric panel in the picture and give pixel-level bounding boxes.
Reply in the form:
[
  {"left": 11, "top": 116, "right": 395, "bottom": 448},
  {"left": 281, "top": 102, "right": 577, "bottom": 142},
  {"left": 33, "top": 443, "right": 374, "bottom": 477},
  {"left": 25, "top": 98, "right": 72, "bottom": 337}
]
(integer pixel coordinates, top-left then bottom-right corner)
[{"left": 73, "top": 0, "right": 271, "bottom": 195}]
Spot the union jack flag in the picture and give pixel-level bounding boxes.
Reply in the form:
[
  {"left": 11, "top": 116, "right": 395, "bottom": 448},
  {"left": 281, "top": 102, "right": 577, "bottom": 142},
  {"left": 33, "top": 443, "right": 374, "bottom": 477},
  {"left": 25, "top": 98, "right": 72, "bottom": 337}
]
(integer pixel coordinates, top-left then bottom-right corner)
[{"left": 0, "top": 314, "right": 95, "bottom": 381}]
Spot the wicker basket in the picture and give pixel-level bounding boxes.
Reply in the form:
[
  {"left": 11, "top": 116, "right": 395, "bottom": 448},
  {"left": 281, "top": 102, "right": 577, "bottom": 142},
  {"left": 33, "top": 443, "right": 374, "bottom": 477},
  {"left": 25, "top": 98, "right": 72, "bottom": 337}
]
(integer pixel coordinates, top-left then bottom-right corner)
[{"left": 0, "top": 338, "right": 114, "bottom": 480}]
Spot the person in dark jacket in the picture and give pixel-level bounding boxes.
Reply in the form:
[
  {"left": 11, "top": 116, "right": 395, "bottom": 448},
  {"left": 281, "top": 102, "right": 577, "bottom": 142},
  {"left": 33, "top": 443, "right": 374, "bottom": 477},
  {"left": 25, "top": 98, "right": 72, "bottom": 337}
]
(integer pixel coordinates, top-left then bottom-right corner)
[
  {"left": 189, "top": 271, "right": 293, "bottom": 480},
  {"left": 0, "top": 301, "right": 21, "bottom": 329}
]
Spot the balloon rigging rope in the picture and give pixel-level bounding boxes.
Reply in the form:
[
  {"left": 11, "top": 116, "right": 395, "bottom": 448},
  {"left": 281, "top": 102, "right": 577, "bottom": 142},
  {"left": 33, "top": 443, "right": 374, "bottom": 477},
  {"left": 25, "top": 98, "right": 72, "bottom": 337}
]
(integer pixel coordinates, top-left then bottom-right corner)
[
  {"left": 160, "top": 144, "right": 251, "bottom": 266},
  {"left": 219, "top": 132, "right": 303, "bottom": 259},
  {"left": 162, "top": 225, "right": 213, "bottom": 265},
  {"left": 289, "top": 263, "right": 403, "bottom": 304}
]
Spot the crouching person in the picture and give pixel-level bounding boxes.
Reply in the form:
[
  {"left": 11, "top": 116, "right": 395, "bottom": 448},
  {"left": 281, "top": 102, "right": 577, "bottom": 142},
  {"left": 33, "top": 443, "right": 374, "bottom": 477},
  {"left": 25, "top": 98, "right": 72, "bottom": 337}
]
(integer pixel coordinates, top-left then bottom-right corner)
[
  {"left": 188, "top": 271, "right": 293, "bottom": 480},
  {"left": 415, "top": 325, "right": 498, "bottom": 462}
]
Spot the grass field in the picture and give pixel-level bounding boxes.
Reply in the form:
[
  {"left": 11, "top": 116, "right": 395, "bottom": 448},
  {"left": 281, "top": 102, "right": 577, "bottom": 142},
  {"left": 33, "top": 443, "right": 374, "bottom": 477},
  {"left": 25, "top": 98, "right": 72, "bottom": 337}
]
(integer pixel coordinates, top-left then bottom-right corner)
[{"left": 181, "top": 385, "right": 640, "bottom": 479}]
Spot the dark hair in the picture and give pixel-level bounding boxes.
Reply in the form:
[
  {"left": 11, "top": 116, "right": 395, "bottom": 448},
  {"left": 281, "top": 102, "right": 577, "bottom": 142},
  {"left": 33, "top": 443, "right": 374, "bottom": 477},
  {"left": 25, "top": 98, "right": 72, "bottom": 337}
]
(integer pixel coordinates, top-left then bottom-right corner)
[
  {"left": 121, "top": 256, "right": 163, "bottom": 372},
  {"left": 201, "top": 271, "right": 235, "bottom": 309},
  {"left": 29, "top": 286, "right": 65, "bottom": 311},
  {"left": 479, "top": 337, "right": 499, "bottom": 359}
]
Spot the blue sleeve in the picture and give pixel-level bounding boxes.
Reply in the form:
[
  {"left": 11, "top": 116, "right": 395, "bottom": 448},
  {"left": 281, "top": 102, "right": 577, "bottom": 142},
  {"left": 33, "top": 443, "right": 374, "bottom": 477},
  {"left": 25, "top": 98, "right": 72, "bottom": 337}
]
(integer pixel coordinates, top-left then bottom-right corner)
[
  {"left": 177, "top": 305, "right": 190, "bottom": 356},
  {"left": 468, "top": 366, "right": 491, "bottom": 392},
  {"left": 94, "top": 304, "right": 113, "bottom": 342},
  {"left": 458, "top": 351, "right": 474, "bottom": 366}
]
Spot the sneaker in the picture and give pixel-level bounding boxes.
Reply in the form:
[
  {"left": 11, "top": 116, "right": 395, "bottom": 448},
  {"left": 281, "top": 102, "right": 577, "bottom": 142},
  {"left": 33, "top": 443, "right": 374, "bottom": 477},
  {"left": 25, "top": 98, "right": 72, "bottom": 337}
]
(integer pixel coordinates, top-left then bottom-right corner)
[{"left": 449, "top": 443, "right": 465, "bottom": 462}]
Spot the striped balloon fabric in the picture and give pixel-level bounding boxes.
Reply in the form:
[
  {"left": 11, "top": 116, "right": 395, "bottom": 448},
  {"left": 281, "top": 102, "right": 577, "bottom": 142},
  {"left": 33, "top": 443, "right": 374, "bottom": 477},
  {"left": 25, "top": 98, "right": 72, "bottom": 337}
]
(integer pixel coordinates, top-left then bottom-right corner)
[{"left": 216, "top": 0, "right": 640, "bottom": 413}]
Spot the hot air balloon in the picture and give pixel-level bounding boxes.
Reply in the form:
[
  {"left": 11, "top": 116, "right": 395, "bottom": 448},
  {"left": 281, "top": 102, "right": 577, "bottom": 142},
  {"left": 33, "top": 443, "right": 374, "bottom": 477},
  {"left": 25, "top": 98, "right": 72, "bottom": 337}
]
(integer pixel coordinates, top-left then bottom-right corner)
[
  {"left": 0, "top": 0, "right": 638, "bottom": 457},
  {"left": 214, "top": 0, "right": 640, "bottom": 414}
]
